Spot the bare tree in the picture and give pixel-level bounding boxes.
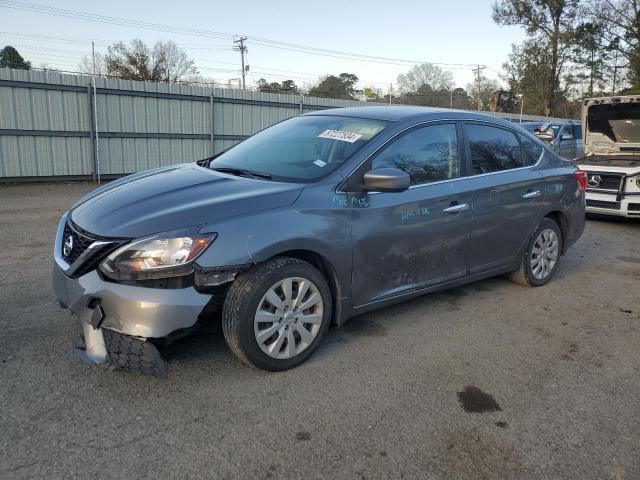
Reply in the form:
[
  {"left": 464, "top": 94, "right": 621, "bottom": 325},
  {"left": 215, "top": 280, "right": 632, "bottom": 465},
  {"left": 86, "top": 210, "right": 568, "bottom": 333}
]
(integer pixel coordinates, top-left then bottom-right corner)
[
  {"left": 154, "top": 40, "right": 198, "bottom": 83},
  {"left": 465, "top": 76, "right": 501, "bottom": 110},
  {"left": 397, "top": 63, "right": 455, "bottom": 94},
  {"left": 104, "top": 39, "right": 197, "bottom": 83},
  {"left": 78, "top": 52, "right": 105, "bottom": 76}
]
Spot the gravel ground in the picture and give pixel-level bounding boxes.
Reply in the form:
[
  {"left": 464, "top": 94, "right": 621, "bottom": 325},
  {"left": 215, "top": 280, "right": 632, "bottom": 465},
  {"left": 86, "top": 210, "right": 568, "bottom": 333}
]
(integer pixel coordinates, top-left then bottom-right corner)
[{"left": 1, "top": 181, "right": 639, "bottom": 480}]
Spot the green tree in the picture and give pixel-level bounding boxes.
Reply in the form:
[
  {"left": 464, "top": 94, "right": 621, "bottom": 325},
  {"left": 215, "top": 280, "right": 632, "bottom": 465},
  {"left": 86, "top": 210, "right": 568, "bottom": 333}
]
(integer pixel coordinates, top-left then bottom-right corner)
[
  {"left": 308, "top": 73, "right": 360, "bottom": 99},
  {"left": 504, "top": 41, "right": 556, "bottom": 115},
  {"left": 584, "top": 0, "right": 640, "bottom": 93},
  {"left": 256, "top": 78, "right": 299, "bottom": 93},
  {"left": 451, "top": 87, "right": 474, "bottom": 109},
  {"left": 0, "top": 46, "right": 31, "bottom": 70},
  {"left": 104, "top": 39, "right": 197, "bottom": 83},
  {"left": 492, "top": 0, "right": 579, "bottom": 115},
  {"left": 572, "top": 22, "right": 607, "bottom": 96}
]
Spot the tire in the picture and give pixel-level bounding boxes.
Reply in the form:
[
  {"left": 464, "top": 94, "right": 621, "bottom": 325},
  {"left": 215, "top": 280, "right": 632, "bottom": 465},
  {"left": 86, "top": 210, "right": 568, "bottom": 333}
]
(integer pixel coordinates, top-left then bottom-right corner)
[
  {"left": 509, "top": 218, "right": 563, "bottom": 287},
  {"left": 103, "top": 329, "right": 168, "bottom": 377},
  {"left": 222, "top": 257, "right": 332, "bottom": 371}
]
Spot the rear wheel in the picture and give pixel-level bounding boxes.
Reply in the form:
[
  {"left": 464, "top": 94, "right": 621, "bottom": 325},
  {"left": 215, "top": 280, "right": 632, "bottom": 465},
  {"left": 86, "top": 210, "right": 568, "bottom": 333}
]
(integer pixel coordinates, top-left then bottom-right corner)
[
  {"left": 222, "top": 257, "right": 332, "bottom": 371},
  {"left": 509, "top": 218, "right": 562, "bottom": 287}
]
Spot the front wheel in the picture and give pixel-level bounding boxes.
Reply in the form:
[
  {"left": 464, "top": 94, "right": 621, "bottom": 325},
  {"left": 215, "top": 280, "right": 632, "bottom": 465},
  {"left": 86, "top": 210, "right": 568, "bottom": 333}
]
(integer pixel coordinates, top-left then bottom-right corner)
[
  {"left": 509, "top": 218, "right": 563, "bottom": 287},
  {"left": 222, "top": 257, "right": 332, "bottom": 371}
]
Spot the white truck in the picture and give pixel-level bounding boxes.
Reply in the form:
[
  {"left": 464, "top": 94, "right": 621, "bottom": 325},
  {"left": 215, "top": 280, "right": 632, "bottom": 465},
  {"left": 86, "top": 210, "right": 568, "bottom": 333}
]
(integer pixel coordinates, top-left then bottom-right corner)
[{"left": 577, "top": 96, "right": 640, "bottom": 218}]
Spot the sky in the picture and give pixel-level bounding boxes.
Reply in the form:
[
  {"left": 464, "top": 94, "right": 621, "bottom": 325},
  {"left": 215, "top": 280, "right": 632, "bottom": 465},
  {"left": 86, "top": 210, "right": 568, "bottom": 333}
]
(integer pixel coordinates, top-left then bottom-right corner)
[{"left": 0, "top": 0, "right": 528, "bottom": 92}]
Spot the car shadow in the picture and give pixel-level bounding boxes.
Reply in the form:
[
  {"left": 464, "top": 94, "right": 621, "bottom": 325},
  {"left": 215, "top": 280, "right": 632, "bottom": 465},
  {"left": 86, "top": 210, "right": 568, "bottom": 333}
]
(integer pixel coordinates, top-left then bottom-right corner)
[
  {"left": 160, "top": 276, "right": 513, "bottom": 375},
  {"left": 158, "top": 244, "right": 594, "bottom": 377},
  {"left": 586, "top": 213, "right": 640, "bottom": 226}
]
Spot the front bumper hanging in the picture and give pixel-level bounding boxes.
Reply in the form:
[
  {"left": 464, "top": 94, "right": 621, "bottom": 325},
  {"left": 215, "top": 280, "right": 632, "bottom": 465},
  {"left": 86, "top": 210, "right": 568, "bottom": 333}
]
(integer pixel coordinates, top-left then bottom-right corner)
[{"left": 71, "top": 300, "right": 168, "bottom": 377}]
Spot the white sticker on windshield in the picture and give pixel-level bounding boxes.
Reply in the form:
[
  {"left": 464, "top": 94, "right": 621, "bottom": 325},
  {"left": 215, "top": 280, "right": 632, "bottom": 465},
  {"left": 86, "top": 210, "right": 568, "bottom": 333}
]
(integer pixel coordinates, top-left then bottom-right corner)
[
  {"left": 313, "top": 159, "right": 327, "bottom": 167},
  {"left": 318, "top": 129, "right": 363, "bottom": 143}
]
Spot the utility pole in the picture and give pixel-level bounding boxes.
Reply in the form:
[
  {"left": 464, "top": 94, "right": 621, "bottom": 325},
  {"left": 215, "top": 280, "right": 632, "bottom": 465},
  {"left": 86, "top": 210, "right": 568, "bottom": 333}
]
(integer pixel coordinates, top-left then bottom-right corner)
[
  {"left": 519, "top": 94, "right": 524, "bottom": 123},
  {"left": 91, "top": 41, "right": 100, "bottom": 184},
  {"left": 450, "top": 89, "right": 453, "bottom": 109},
  {"left": 233, "top": 36, "right": 248, "bottom": 90},
  {"left": 472, "top": 65, "right": 486, "bottom": 111},
  {"left": 388, "top": 83, "right": 392, "bottom": 105},
  {"left": 612, "top": 50, "right": 619, "bottom": 96}
]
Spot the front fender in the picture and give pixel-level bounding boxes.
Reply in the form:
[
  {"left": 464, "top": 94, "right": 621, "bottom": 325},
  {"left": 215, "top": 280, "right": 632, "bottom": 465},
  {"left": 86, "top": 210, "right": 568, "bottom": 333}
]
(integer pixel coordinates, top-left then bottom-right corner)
[{"left": 195, "top": 207, "right": 353, "bottom": 299}]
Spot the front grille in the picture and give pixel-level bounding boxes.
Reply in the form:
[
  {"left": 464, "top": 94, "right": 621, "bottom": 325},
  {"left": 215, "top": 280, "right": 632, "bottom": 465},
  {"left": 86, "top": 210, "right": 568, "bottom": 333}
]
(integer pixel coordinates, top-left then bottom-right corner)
[
  {"left": 586, "top": 199, "right": 621, "bottom": 210},
  {"left": 61, "top": 221, "right": 120, "bottom": 277},
  {"left": 629, "top": 203, "right": 640, "bottom": 211},
  {"left": 586, "top": 173, "right": 622, "bottom": 192},
  {"left": 62, "top": 222, "right": 96, "bottom": 264}
]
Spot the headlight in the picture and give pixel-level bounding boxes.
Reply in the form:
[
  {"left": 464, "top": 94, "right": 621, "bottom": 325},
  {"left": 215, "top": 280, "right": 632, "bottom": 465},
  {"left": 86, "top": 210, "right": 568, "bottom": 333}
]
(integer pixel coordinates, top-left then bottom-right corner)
[{"left": 100, "top": 230, "right": 217, "bottom": 281}]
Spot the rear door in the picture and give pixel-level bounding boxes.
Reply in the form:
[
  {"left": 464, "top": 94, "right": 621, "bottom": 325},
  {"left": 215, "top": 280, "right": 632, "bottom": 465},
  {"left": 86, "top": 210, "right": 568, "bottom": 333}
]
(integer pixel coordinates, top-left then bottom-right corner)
[
  {"left": 557, "top": 123, "right": 578, "bottom": 160},
  {"left": 455, "top": 122, "right": 545, "bottom": 274},
  {"left": 349, "top": 122, "right": 473, "bottom": 306}
]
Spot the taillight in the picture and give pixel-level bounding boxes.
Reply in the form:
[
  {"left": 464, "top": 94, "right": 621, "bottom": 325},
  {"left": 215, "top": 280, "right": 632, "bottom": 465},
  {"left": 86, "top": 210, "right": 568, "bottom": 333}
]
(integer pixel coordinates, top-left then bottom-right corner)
[{"left": 575, "top": 170, "right": 588, "bottom": 191}]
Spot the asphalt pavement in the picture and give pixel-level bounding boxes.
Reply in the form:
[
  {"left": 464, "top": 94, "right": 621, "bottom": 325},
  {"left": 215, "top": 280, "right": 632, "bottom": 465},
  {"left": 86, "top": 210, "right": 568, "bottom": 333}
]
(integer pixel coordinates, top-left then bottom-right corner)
[{"left": 1, "top": 181, "right": 639, "bottom": 479}]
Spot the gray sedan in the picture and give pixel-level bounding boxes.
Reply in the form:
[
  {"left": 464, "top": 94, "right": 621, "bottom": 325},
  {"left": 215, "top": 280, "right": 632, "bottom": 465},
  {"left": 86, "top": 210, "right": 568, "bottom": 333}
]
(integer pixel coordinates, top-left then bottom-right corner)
[{"left": 53, "top": 107, "right": 586, "bottom": 375}]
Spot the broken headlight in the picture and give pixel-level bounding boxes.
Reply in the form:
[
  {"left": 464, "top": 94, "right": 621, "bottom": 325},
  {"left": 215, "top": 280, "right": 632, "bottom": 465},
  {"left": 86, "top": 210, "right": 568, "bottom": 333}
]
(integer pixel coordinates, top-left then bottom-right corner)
[{"left": 100, "top": 230, "right": 217, "bottom": 281}]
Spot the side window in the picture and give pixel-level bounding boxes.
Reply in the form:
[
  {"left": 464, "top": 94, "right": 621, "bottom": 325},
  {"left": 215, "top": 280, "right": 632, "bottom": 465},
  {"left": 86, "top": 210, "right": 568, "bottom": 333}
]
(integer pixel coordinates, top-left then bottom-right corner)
[
  {"left": 560, "top": 124, "right": 574, "bottom": 139},
  {"left": 573, "top": 123, "right": 583, "bottom": 139},
  {"left": 466, "top": 124, "right": 524, "bottom": 174},
  {"left": 372, "top": 124, "right": 459, "bottom": 185},
  {"left": 517, "top": 133, "right": 543, "bottom": 166}
]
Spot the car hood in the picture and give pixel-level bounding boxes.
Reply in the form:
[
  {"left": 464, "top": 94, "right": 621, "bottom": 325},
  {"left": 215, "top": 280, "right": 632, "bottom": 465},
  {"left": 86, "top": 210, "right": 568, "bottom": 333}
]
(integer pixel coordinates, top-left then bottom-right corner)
[
  {"left": 583, "top": 96, "right": 640, "bottom": 156},
  {"left": 70, "top": 164, "right": 304, "bottom": 238}
]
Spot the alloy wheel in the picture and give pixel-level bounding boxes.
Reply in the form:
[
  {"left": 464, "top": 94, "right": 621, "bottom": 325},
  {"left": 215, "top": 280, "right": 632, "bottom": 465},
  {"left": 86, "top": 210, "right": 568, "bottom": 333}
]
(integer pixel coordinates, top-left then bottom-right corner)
[
  {"left": 254, "top": 277, "right": 324, "bottom": 359},
  {"left": 530, "top": 228, "right": 559, "bottom": 280}
]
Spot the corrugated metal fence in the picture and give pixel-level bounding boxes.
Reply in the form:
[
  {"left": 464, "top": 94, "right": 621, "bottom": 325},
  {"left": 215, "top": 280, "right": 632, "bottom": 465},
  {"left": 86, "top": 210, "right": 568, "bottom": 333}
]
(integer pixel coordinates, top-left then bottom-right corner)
[{"left": 0, "top": 67, "right": 569, "bottom": 180}]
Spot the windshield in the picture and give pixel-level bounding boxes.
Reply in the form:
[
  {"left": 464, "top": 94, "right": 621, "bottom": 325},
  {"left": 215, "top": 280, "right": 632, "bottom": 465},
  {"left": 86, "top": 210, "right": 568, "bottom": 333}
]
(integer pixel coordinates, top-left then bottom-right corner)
[{"left": 211, "top": 115, "right": 387, "bottom": 182}]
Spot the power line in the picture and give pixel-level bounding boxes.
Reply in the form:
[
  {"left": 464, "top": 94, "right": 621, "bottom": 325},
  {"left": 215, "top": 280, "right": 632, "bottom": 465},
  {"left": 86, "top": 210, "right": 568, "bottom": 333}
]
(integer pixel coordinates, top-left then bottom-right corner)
[
  {"left": 0, "top": 31, "right": 233, "bottom": 50},
  {"left": 0, "top": 1, "right": 485, "bottom": 68}
]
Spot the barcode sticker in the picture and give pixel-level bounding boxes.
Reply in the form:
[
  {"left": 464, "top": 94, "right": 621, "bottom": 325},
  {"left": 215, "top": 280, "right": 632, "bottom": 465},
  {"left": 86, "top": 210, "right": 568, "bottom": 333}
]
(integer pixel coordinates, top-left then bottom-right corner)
[{"left": 318, "top": 129, "right": 363, "bottom": 143}]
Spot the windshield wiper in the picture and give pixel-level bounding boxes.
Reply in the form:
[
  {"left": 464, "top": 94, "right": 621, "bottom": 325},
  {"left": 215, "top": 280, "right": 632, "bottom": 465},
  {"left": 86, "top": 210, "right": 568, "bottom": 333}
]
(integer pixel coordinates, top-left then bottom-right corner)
[{"left": 211, "top": 166, "right": 272, "bottom": 180}]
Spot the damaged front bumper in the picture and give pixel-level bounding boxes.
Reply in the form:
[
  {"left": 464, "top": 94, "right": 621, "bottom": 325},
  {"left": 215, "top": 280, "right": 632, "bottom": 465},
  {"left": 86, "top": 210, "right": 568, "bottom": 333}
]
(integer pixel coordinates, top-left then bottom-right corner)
[
  {"left": 52, "top": 213, "right": 213, "bottom": 375},
  {"left": 53, "top": 264, "right": 212, "bottom": 375}
]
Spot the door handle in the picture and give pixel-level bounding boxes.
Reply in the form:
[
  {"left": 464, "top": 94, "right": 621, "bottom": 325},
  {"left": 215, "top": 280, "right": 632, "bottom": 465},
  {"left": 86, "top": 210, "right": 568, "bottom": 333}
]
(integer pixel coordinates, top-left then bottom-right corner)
[
  {"left": 522, "top": 190, "right": 542, "bottom": 199},
  {"left": 442, "top": 203, "right": 469, "bottom": 213}
]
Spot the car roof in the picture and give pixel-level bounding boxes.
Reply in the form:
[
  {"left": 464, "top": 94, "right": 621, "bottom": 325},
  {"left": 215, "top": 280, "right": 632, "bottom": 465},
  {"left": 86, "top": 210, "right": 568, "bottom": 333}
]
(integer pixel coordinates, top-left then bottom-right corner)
[
  {"left": 523, "top": 120, "right": 580, "bottom": 126},
  {"left": 303, "top": 105, "right": 515, "bottom": 125}
]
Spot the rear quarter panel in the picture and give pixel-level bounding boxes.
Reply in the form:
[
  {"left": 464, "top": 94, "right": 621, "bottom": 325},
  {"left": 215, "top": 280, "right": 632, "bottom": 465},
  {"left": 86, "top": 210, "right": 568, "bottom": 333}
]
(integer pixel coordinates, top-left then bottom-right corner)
[{"left": 539, "top": 152, "right": 586, "bottom": 249}]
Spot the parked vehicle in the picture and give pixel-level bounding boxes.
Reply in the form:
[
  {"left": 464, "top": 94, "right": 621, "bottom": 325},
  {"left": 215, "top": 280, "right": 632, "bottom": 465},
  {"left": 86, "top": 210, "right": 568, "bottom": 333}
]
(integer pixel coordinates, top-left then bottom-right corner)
[
  {"left": 521, "top": 120, "right": 584, "bottom": 160},
  {"left": 53, "top": 107, "right": 586, "bottom": 376},
  {"left": 577, "top": 96, "right": 640, "bottom": 217}
]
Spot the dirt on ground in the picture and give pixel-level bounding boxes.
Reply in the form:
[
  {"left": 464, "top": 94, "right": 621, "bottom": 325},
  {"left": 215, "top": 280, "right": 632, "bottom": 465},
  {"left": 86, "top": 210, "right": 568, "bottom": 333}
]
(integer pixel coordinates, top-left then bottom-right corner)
[{"left": 1, "top": 181, "right": 639, "bottom": 479}]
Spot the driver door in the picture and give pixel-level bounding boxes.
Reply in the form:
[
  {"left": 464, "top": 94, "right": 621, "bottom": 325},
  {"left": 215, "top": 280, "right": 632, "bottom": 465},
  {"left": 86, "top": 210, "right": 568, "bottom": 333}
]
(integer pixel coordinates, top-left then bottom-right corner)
[{"left": 349, "top": 122, "right": 473, "bottom": 306}]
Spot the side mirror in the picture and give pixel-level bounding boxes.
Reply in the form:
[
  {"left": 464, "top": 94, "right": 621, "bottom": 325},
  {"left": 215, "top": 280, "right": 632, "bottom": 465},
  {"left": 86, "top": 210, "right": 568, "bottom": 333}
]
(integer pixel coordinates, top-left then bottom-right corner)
[{"left": 363, "top": 168, "right": 410, "bottom": 192}]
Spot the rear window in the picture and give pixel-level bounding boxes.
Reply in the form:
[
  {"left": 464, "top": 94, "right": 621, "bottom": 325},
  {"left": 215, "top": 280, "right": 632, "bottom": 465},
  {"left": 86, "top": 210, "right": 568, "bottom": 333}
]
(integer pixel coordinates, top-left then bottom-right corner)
[{"left": 517, "top": 133, "right": 544, "bottom": 166}]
